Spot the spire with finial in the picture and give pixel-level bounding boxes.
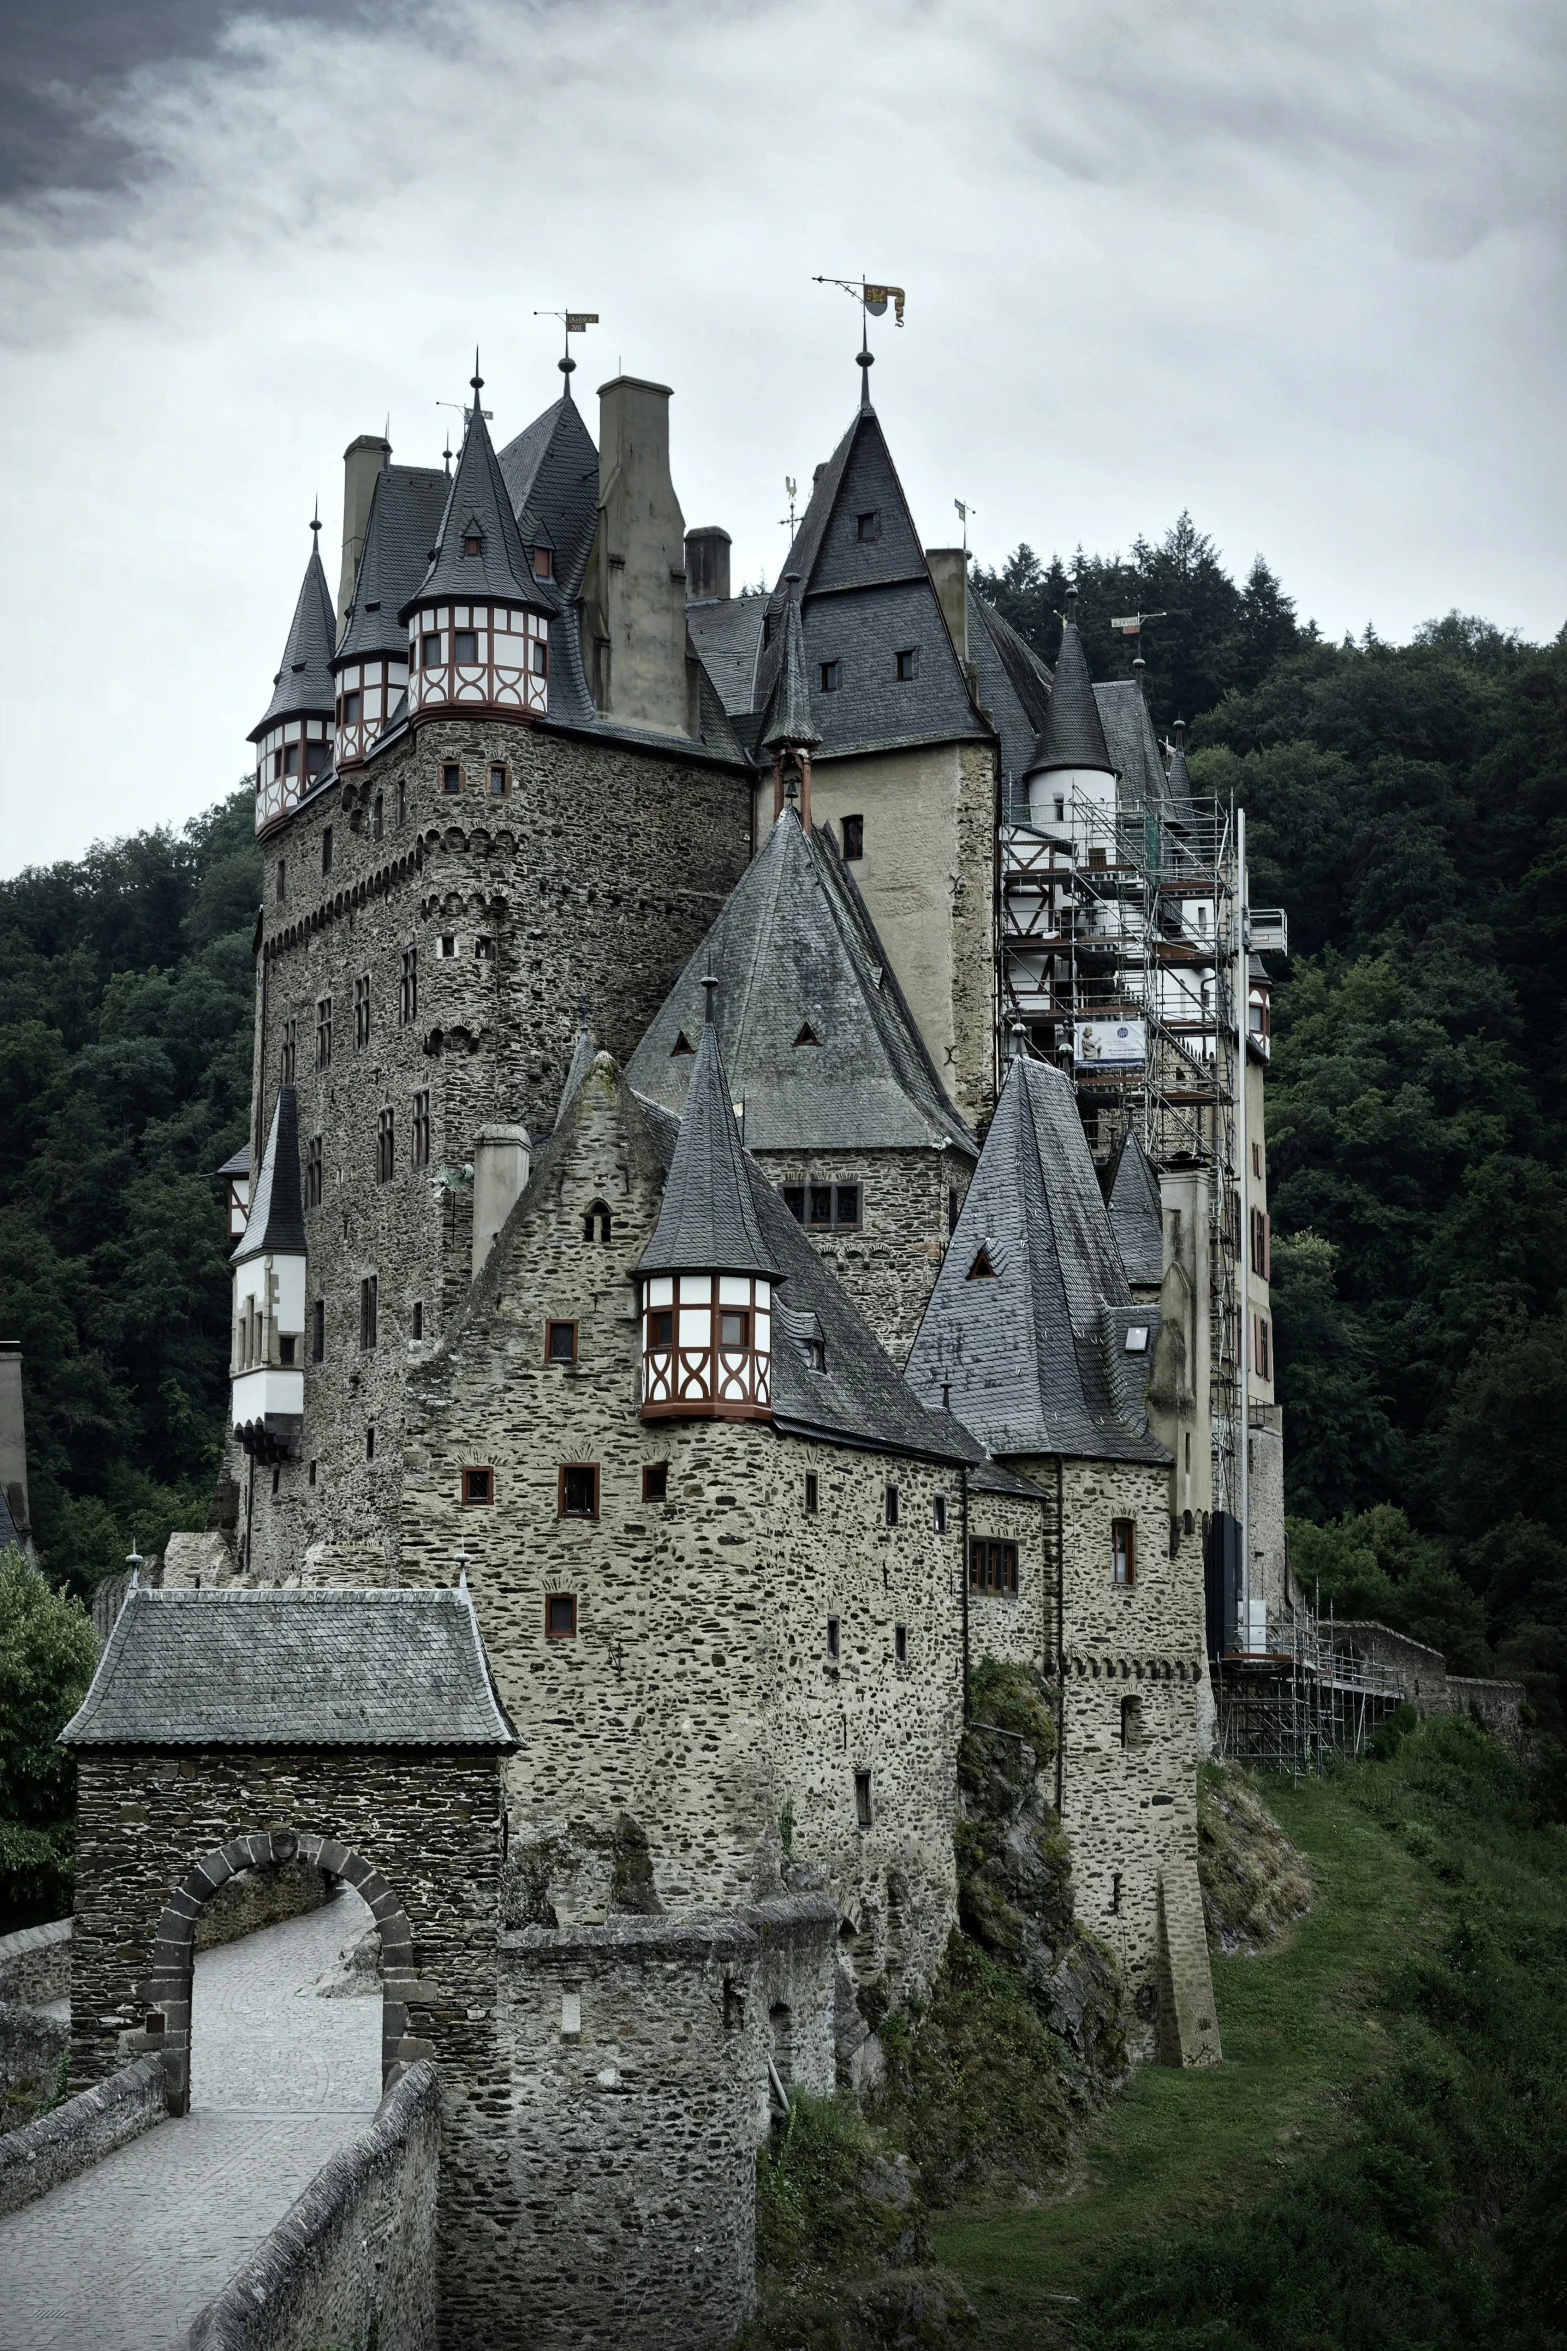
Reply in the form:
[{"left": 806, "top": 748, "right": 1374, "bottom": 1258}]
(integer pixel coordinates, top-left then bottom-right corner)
[
  {"left": 1022, "top": 580, "right": 1114, "bottom": 790},
  {"left": 856, "top": 302, "right": 875, "bottom": 411},
  {"left": 248, "top": 520, "right": 338, "bottom": 813},
  {"left": 760, "top": 571, "right": 820, "bottom": 826}
]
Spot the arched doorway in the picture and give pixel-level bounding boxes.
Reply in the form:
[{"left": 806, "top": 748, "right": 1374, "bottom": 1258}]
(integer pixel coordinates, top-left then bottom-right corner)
[{"left": 144, "top": 1827, "right": 416, "bottom": 2115}]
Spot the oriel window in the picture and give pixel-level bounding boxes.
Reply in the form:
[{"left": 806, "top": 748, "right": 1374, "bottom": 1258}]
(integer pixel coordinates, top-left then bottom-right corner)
[{"left": 423, "top": 632, "right": 442, "bottom": 666}]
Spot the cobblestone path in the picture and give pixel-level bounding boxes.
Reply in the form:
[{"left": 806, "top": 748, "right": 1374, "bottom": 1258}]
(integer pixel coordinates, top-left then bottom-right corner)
[{"left": 0, "top": 1889, "right": 381, "bottom": 2351}]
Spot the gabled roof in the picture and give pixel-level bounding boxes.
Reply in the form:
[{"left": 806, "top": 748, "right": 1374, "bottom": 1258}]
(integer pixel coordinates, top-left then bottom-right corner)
[
  {"left": 212, "top": 1142, "right": 250, "bottom": 1180},
  {"left": 905, "top": 1057, "right": 1166, "bottom": 1463},
  {"left": 1024, "top": 608, "right": 1112, "bottom": 779},
  {"left": 402, "top": 394, "right": 554, "bottom": 621},
  {"left": 760, "top": 583, "right": 820, "bottom": 751},
  {"left": 234, "top": 1085, "right": 304, "bottom": 1263},
  {"left": 635, "top": 1013, "right": 778, "bottom": 1278},
  {"left": 1105, "top": 1131, "right": 1165, "bottom": 1291},
  {"left": 498, "top": 393, "right": 601, "bottom": 601},
  {"left": 749, "top": 406, "right": 988, "bottom": 761},
  {"left": 60, "top": 1586, "right": 517, "bottom": 1748},
  {"left": 337, "top": 462, "right": 450, "bottom": 665},
  {"left": 625, "top": 809, "right": 975, "bottom": 1156},
  {"left": 686, "top": 594, "right": 768, "bottom": 717},
  {"left": 969, "top": 591, "right": 1053, "bottom": 807},
  {"left": 249, "top": 533, "right": 337, "bottom": 740}
]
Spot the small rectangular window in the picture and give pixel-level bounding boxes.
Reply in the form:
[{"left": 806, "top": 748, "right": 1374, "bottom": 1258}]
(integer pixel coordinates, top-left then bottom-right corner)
[
  {"left": 453, "top": 629, "right": 478, "bottom": 663},
  {"left": 462, "top": 533, "right": 482, "bottom": 557},
  {"left": 306, "top": 741, "right": 331, "bottom": 779},
  {"left": 885, "top": 1485, "right": 899, "bottom": 1527},
  {"left": 895, "top": 648, "right": 919, "bottom": 682},
  {"left": 276, "top": 859, "right": 287, "bottom": 904},
  {"left": 400, "top": 946, "right": 418, "bottom": 1026},
  {"left": 1112, "top": 1517, "right": 1136, "bottom": 1587},
  {"left": 397, "top": 780, "right": 408, "bottom": 827},
  {"left": 719, "top": 1308, "right": 750, "bottom": 1348},
  {"left": 826, "top": 1614, "right": 840, "bottom": 1660},
  {"left": 547, "top": 1320, "right": 578, "bottom": 1364},
  {"left": 372, "top": 790, "right": 383, "bottom": 839},
  {"left": 808, "top": 1184, "right": 833, "bottom": 1228},
  {"left": 411, "top": 1089, "right": 431, "bottom": 1170},
  {"left": 365, "top": 1424, "right": 375, "bottom": 1461},
  {"left": 321, "top": 825, "right": 334, "bottom": 875},
  {"left": 894, "top": 1623, "right": 908, "bottom": 1666},
  {"left": 643, "top": 1462, "right": 669, "bottom": 1503},
  {"left": 441, "top": 762, "right": 461, "bottom": 795},
  {"left": 833, "top": 1184, "right": 860, "bottom": 1228},
  {"left": 278, "top": 1334, "right": 296, "bottom": 1366},
  {"left": 546, "top": 1592, "right": 577, "bottom": 1639},
  {"left": 854, "top": 1769, "right": 873, "bottom": 1827},
  {"left": 533, "top": 546, "right": 554, "bottom": 579},
  {"left": 474, "top": 935, "right": 494, "bottom": 959},
  {"left": 855, "top": 511, "right": 880, "bottom": 543},
  {"left": 423, "top": 632, "right": 442, "bottom": 666},
  {"left": 439, "top": 935, "right": 457, "bottom": 958},
  {"left": 559, "top": 1464, "right": 598, "bottom": 1519},
  {"left": 360, "top": 1276, "right": 378, "bottom": 1351},
  {"left": 649, "top": 1307, "right": 674, "bottom": 1347},
  {"left": 783, "top": 1185, "right": 806, "bottom": 1223},
  {"left": 308, "top": 1459, "right": 317, "bottom": 1486},
  {"left": 463, "top": 1466, "right": 494, "bottom": 1505},
  {"left": 376, "top": 1106, "right": 395, "bottom": 1183},
  {"left": 933, "top": 1493, "right": 947, "bottom": 1534},
  {"left": 1252, "top": 1142, "right": 1263, "bottom": 1179},
  {"left": 411, "top": 1300, "right": 424, "bottom": 1340},
  {"left": 280, "top": 1017, "right": 297, "bottom": 1082},
  {"left": 947, "top": 1185, "right": 960, "bottom": 1236},
  {"left": 820, "top": 660, "right": 841, "bottom": 693},
  {"left": 284, "top": 743, "right": 300, "bottom": 776},
  {"left": 316, "top": 996, "right": 332, "bottom": 1070},
  {"left": 355, "top": 973, "right": 371, "bottom": 1049},
  {"left": 311, "top": 1298, "right": 325, "bottom": 1362},
  {"left": 842, "top": 815, "right": 864, "bottom": 861},
  {"left": 804, "top": 1471, "right": 819, "bottom": 1514},
  {"left": 489, "top": 764, "right": 508, "bottom": 797},
  {"left": 1110, "top": 1871, "right": 1123, "bottom": 1915},
  {"left": 305, "top": 1134, "right": 323, "bottom": 1208},
  {"left": 1255, "top": 1315, "right": 1272, "bottom": 1380}
]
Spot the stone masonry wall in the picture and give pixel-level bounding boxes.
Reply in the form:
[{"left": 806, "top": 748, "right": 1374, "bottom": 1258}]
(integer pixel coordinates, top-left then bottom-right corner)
[
  {"left": 964, "top": 1484, "right": 1057, "bottom": 1681},
  {"left": 398, "top": 1056, "right": 967, "bottom": 2008},
  {"left": 69, "top": 1746, "right": 508, "bottom": 2344},
  {"left": 751, "top": 1145, "right": 973, "bottom": 1366},
  {"left": 244, "top": 712, "right": 750, "bottom": 1586},
  {"left": 0, "top": 2052, "right": 167, "bottom": 2220},
  {"left": 187, "top": 2058, "right": 439, "bottom": 2351},
  {"left": 477, "top": 1917, "right": 769, "bottom": 2351},
  {"left": 0, "top": 1919, "right": 71, "bottom": 2008}
]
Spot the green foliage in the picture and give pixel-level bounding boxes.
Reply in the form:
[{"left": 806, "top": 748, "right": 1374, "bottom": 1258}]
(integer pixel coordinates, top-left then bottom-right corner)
[
  {"left": 1286, "top": 1506, "right": 1490, "bottom": 1671},
  {"left": 0, "top": 1547, "right": 96, "bottom": 1926},
  {"left": 0, "top": 790, "right": 257, "bottom": 1593},
  {"left": 1196, "top": 1762, "right": 1313, "bottom": 1953}
]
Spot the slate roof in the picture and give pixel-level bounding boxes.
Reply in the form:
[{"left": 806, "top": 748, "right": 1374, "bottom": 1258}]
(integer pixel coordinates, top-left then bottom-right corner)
[
  {"left": 760, "top": 583, "right": 820, "bottom": 751},
  {"left": 336, "top": 462, "right": 450, "bottom": 665},
  {"left": 625, "top": 808, "right": 975, "bottom": 1156},
  {"left": 686, "top": 595, "right": 767, "bottom": 716},
  {"left": 1165, "top": 724, "right": 1201, "bottom": 831},
  {"left": 1094, "top": 679, "right": 1171, "bottom": 823},
  {"left": 905, "top": 1057, "right": 1167, "bottom": 1463},
  {"left": 969, "top": 592, "right": 1053, "bottom": 810},
  {"left": 401, "top": 395, "right": 555, "bottom": 622},
  {"left": 234, "top": 1085, "right": 304, "bottom": 1263},
  {"left": 250, "top": 534, "right": 337, "bottom": 740},
  {"left": 1105, "top": 1131, "right": 1165, "bottom": 1291},
  {"left": 497, "top": 394, "right": 601, "bottom": 601},
  {"left": 60, "top": 1585, "right": 517, "bottom": 1748},
  {"left": 1024, "top": 610, "right": 1112, "bottom": 779},
  {"left": 213, "top": 1143, "right": 251, "bottom": 1180},
  {"left": 635, "top": 1014, "right": 779, "bottom": 1279},
  {"left": 749, "top": 405, "right": 989, "bottom": 762}
]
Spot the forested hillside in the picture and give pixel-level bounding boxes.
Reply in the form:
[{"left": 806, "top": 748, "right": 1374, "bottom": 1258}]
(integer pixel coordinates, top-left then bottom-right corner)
[
  {"left": 0, "top": 791, "right": 259, "bottom": 1591},
  {"left": 3, "top": 531, "right": 1565, "bottom": 1748},
  {"left": 981, "top": 527, "right": 1567, "bottom": 1741}
]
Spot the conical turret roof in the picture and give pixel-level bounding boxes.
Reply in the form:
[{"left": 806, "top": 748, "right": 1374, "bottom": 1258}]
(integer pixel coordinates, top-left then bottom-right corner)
[
  {"left": 1105, "top": 1130, "right": 1165, "bottom": 1291},
  {"left": 337, "top": 460, "right": 450, "bottom": 666},
  {"left": 249, "top": 535, "right": 337, "bottom": 741},
  {"left": 234, "top": 1085, "right": 305, "bottom": 1262},
  {"left": 760, "top": 581, "right": 820, "bottom": 752},
  {"left": 1024, "top": 601, "right": 1113, "bottom": 779},
  {"left": 636, "top": 1008, "right": 778, "bottom": 1279},
  {"left": 401, "top": 386, "right": 555, "bottom": 621}
]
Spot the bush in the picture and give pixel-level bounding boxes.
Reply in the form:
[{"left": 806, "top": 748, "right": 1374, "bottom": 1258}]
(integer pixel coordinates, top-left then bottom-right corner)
[{"left": 0, "top": 1546, "right": 96, "bottom": 1927}]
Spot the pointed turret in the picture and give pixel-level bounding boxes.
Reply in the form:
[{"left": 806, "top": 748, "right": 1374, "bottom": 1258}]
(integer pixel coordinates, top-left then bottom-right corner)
[
  {"left": 1023, "top": 589, "right": 1116, "bottom": 848},
  {"left": 636, "top": 986, "right": 777, "bottom": 1422},
  {"left": 402, "top": 368, "right": 557, "bottom": 726},
  {"left": 332, "top": 449, "right": 448, "bottom": 769},
  {"left": 1106, "top": 1130, "right": 1165, "bottom": 1296},
  {"left": 229, "top": 1085, "right": 307, "bottom": 1464},
  {"left": 250, "top": 528, "right": 337, "bottom": 834},
  {"left": 759, "top": 576, "right": 820, "bottom": 821}
]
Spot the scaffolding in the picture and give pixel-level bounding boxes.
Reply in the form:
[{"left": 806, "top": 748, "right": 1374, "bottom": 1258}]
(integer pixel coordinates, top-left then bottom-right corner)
[
  {"left": 1215, "top": 1611, "right": 1407, "bottom": 1777},
  {"left": 998, "top": 776, "right": 1249, "bottom": 1519}
]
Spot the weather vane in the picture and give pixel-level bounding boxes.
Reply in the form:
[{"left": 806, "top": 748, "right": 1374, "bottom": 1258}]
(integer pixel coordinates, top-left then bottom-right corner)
[
  {"left": 535, "top": 310, "right": 599, "bottom": 390},
  {"left": 812, "top": 276, "right": 906, "bottom": 327},
  {"left": 780, "top": 476, "right": 798, "bottom": 538},
  {"left": 954, "top": 498, "right": 976, "bottom": 556}
]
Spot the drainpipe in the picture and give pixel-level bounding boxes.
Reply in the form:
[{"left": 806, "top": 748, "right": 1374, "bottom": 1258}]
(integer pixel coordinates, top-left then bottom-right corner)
[{"left": 1054, "top": 1460, "right": 1065, "bottom": 1816}]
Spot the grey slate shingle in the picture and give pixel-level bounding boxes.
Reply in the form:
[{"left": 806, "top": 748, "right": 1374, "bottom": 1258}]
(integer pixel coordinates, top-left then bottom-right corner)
[
  {"left": 635, "top": 1017, "right": 779, "bottom": 1280},
  {"left": 234, "top": 1085, "right": 305, "bottom": 1263},
  {"left": 760, "top": 586, "right": 820, "bottom": 751},
  {"left": 625, "top": 808, "right": 975, "bottom": 1156},
  {"left": 59, "top": 1586, "right": 518, "bottom": 1749},
  {"left": 1105, "top": 1131, "right": 1165, "bottom": 1291},
  {"left": 686, "top": 595, "right": 767, "bottom": 717},
  {"left": 1024, "top": 613, "right": 1111, "bottom": 779},
  {"left": 905, "top": 1057, "right": 1166, "bottom": 1464},
  {"left": 249, "top": 537, "right": 337, "bottom": 740},
  {"left": 337, "top": 463, "right": 450, "bottom": 665},
  {"left": 497, "top": 394, "right": 600, "bottom": 602},
  {"left": 401, "top": 398, "right": 556, "bottom": 622}
]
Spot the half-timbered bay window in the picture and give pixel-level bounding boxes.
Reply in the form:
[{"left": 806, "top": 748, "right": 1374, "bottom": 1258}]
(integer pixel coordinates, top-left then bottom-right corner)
[
  {"left": 404, "top": 603, "right": 550, "bottom": 720},
  {"left": 640, "top": 1273, "right": 772, "bottom": 1420}
]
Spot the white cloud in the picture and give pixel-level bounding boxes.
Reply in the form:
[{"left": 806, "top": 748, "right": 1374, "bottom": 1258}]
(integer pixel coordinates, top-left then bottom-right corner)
[{"left": 0, "top": 0, "right": 1562, "bottom": 871}]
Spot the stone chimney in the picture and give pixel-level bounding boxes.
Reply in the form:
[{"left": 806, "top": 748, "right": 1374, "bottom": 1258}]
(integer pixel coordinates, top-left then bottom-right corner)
[
  {"left": 585, "top": 378, "right": 692, "bottom": 737},
  {"left": 684, "top": 527, "right": 731, "bottom": 602},
  {"left": 472, "top": 1127, "right": 531, "bottom": 1277},
  {"left": 925, "top": 548, "right": 969, "bottom": 667},
  {"left": 0, "top": 1339, "right": 31, "bottom": 1549},
  {"left": 338, "top": 434, "right": 391, "bottom": 630}
]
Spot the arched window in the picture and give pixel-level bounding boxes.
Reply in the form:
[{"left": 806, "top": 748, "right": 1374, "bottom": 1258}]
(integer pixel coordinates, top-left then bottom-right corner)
[
  {"left": 583, "top": 1200, "right": 612, "bottom": 1244},
  {"left": 1120, "top": 1694, "right": 1144, "bottom": 1748}
]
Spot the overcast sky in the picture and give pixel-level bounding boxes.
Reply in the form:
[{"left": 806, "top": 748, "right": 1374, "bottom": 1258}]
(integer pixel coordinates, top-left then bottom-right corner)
[{"left": 1, "top": 0, "right": 1562, "bottom": 876}]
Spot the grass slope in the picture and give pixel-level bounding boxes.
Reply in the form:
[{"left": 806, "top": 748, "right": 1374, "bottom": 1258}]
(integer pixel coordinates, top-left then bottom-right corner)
[{"left": 932, "top": 1720, "right": 1567, "bottom": 2349}]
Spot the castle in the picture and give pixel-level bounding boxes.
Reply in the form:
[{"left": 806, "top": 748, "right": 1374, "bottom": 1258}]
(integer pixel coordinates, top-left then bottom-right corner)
[{"left": 61, "top": 338, "right": 1285, "bottom": 2347}]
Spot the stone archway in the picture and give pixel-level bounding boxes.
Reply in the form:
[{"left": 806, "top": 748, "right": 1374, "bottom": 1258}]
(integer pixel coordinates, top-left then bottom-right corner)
[{"left": 144, "top": 1827, "right": 416, "bottom": 2115}]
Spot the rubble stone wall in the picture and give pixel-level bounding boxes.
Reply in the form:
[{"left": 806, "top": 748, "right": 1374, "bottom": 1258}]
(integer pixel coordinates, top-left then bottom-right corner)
[{"left": 751, "top": 1144, "right": 974, "bottom": 1365}]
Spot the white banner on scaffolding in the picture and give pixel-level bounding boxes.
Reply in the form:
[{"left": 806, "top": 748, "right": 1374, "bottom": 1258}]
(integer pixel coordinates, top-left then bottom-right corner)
[{"left": 1074, "top": 1018, "right": 1146, "bottom": 1070}]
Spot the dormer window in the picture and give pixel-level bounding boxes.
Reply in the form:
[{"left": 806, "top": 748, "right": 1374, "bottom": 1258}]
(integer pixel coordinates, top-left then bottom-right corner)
[
  {"left": 966, "top": 1247, "right": 996, "bottom": 1279},
  {"left": 855, "top": 511, "right": 881, "bottom": 543},
  {"left": 671, "top": 1032, "right": 695, "bottom": 1057},
  {"left": 820, "top": 661, "right": 841, "bottom": 693},
  {"left": 895, "top": 648, "right": 919, "bottom": 682},
  {"left": 532, "top": 547, "right": 554, "bottom": 579},
  {"left": 463, "top": 532, "right": 483, "bottom": 556}
]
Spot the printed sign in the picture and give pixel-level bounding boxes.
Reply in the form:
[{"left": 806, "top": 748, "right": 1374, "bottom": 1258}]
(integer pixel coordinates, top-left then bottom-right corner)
[{"left": 1074, "top": 1019, "right": 1146, "bottom": 1069}]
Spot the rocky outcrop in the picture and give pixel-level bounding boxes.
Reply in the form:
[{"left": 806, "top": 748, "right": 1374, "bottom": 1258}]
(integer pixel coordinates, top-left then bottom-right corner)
[{"left": 1197, "top": 1762, "right": 1313, "bottom": 1954}]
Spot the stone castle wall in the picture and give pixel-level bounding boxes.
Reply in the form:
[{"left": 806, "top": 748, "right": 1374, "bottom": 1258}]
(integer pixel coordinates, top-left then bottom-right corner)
[
  {"left": 964, "top": 1482, "right": 1058, "bottom": 1680},
  {"left": 750, "top": 1143, "right": 973, "bottom": 1366},
  {"left": 245, "top": 714, "right": 750, "bottom": 1585}
]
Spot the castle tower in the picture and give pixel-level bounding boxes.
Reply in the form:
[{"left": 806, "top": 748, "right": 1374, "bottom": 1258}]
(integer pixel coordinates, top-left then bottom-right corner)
[
  {"left": 250, "top": 525, "right": 337, "bottom": 836},
  {"left": 332, "top": 446, "right": 445, "bottom": 773},
  {"left": 637, "top": 988, "right": 777, "bottom": 1422},
  {"left": 1021, "top": 585, "right": 1117, "bottom": 848},
  {"left": 229, "top": 1083, "right": 307, "bottom": 1466},
  {"left": 401, "top": 374, "right": 556, "bottom": 724}
]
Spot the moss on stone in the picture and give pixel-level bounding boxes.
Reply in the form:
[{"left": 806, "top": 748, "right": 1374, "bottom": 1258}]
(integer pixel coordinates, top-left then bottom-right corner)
[{"left": 1197, "top": 1759, "right": 1314, "bottom": 1954}]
